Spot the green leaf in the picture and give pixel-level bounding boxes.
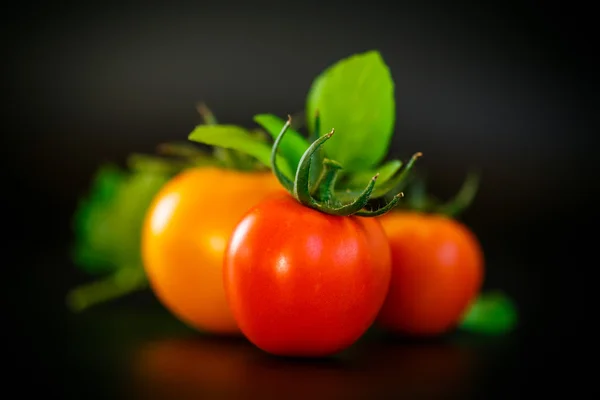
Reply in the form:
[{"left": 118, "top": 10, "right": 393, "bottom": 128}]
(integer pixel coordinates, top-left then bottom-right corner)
[
  {"left": 459, "top": 291, "right": 518, "bottom": 335},
  {"left": 72, "top": 165, "right": 173, "bottom": 275},
  {"left": 306, "top": 50, "right": 395, "bottom": 172},
  {"left": 72, "top": 165, "right": 126, "bottom": 274},
  {"left": 341, "top": 159, "right": 403, "bottom": 190},
  {"left": 253, "top": 113, "right": 309, "bottom": 172},
  {"left": 306, "top": 72, "right": 326, "bottom": 140},
  {"left": 188, "top": 124, "right": 294, "bottom": 179}
]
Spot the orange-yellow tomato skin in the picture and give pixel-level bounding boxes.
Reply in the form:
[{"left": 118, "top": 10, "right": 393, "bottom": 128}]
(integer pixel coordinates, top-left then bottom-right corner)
[
  {"left": 376, "top": 212, "right": 484, "bottom": 336},
  {"left": 141, "top": 167, "right": 283, "bottom": 335}
]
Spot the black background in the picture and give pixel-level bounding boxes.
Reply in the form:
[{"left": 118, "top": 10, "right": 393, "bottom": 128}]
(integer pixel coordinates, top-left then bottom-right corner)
[{"left": 3, "top": 1, "right": 596, "bottom": 398}]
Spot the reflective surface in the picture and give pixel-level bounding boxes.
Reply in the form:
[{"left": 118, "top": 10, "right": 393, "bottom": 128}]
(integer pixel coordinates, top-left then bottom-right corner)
[
  {"left": 54, "top": 304, "right": 520, "bottom": 399},
  {"left": 9, "top": 240, "right": 576, "bottom": 399},
  {"left": 131, "top": 333, "right": 479, "bottom": 399}
]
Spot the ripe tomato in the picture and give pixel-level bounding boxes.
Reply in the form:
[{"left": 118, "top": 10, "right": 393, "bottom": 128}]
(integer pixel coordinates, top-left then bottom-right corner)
[
  {"left": 223, "top": 194, "right": 392, "bottom": 357},
  {"left": 376, "top": 211, "right": 484, "bottom": 336},
  {"left": 141, "top": 167, "right": 283, "bottom": 335}
]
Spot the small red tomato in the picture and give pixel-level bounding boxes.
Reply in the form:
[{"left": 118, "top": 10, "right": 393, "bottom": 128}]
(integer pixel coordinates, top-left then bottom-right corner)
[
  {"left": 223, "top": 194, "right": 392, "bottom": 357},
  {"left": 376, "top": 212, "right": 484, "bottom": 336}
]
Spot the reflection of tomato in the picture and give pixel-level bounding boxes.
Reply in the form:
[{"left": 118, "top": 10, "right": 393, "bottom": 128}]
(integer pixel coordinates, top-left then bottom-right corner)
[
  {"left": 129, "top": 335, "right": 477, "bottom": 399},
  {"left": 223, "top": 194, "right": 392, "bottom": 357},
  {"left": 376, "top": 212, "right": 484, "bottom": 336},
  {"left": 141, "top": 167, "right": 282, "bottom": 335},
  {"left": 131, "top": 336, "right": 257, "bottom": 398}
]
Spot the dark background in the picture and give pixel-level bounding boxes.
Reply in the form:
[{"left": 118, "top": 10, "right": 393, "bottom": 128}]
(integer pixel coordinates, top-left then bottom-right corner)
[{"left": 3, "top": 1, "right": 596, "bottom": 398}]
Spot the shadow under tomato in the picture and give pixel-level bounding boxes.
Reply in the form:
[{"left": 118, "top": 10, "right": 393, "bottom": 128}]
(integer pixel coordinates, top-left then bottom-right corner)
[{"left": 129, "top": 332, "right": 481, "bottom": 399}]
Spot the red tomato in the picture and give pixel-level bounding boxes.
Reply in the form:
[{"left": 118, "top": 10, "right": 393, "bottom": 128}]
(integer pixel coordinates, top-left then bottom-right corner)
[
  {"left": 223, "top": 194, "right": 392, "bottom": 357},
  {"left": 376, "top": 212, "right": 484, "bottom": 336}
]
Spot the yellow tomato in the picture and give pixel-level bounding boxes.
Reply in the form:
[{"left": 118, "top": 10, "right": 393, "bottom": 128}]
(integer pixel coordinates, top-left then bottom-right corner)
[{"left": 141, "top": 167, "right": 283, "bottom": 335}]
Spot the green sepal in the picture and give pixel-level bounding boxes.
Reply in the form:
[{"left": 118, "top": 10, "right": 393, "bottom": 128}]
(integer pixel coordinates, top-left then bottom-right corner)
[
  {"left": 435, "top": 171, "right": 480, "bottom": 217},
  {"left": 271, "top": 116, "right": 411, "bottom": 217},
  {"left": 253, "top": 113, "right": 309, "bottom": 171},
  {"left": 335, "top": 153, "right": 422, "bottom": 203},
  {"left": 393, "top": 170, "right": 480, "bottom": 218}
]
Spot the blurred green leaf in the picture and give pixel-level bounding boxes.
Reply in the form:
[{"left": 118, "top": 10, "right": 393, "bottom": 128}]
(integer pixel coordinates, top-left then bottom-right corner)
[
  {"left": 460, "top": 291, "right": 518, "bottom": 335},
  {"left": 306, "top": 50, "right": 395, "bottom": 172},
  {"left": 72, "top": 164, "right": 173, "bottom": 275}
]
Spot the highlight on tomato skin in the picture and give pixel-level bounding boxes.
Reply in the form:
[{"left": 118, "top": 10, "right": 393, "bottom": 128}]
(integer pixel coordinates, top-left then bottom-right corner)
[
  {"left": 375, "top": 211, "right": 485, "bottom": 336},
  {"left": 223, "top": 194, "right": 393, "bottom": 358},
  {"left": 141, "top": 166, "right": 283, "bottom": 336}
]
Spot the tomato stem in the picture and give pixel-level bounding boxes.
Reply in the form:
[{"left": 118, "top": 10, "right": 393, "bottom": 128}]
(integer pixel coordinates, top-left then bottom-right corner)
[
  {"left": 271, "top": 114, "right": 412, "bottom": 217},
  {"left": 196, "top": 102, "right": 217, "bottom": 125},
  {"left": 65, "top": 268, "right": 148, "bottom": 313}
]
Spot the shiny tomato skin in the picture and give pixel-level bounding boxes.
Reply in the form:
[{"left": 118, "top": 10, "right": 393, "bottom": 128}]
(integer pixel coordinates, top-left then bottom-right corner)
[
  {"left": 376, "top": 212, "right": 484, "bottom": 336},
  {"left": 141, "top": 167, "right": 283, "bottom": 335},
  {"left": 223, "top": 194, "right": 392, "bottom": 357}
]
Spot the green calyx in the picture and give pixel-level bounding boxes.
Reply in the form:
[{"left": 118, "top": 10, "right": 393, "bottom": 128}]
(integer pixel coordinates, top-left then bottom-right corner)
[
  {"left": 397, "top": 169, "right": 481, "bottom": 218},
  {"left": 271, "top": 114, "right": 419, "bottom": 217}
]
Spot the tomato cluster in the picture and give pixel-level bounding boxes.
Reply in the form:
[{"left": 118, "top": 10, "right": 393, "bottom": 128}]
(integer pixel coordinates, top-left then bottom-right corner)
[
  {"left": 140, "top": 116, "right": 485, "bottom": 357},
  {"left": 72, "top": 50, "right": 512, "bottom": 359}
]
